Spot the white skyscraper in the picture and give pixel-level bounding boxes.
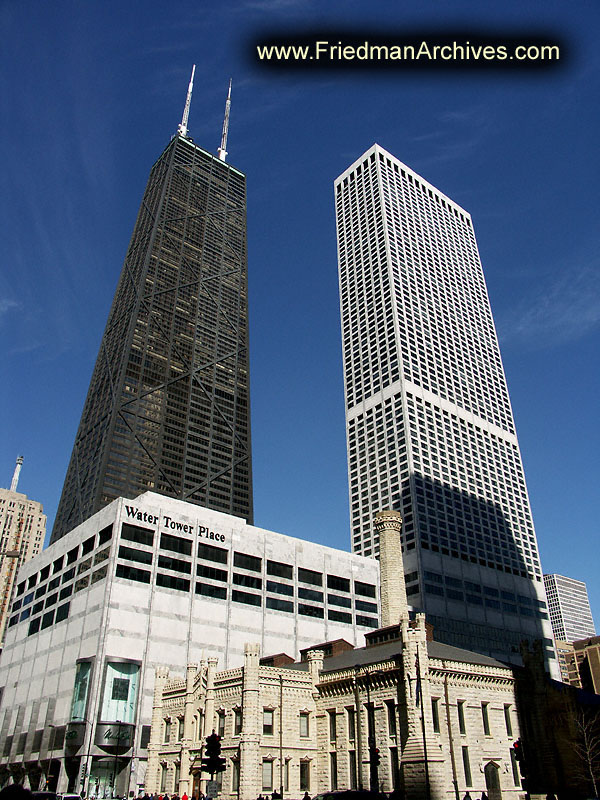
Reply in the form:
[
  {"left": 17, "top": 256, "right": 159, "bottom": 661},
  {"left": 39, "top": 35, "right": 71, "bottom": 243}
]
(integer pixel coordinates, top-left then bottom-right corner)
[
  {"left": 544, "top": 573, "right": 596, "bottom": 643},
  {"left": 335, "top": 144, "right": 555, "bottom": 666}
]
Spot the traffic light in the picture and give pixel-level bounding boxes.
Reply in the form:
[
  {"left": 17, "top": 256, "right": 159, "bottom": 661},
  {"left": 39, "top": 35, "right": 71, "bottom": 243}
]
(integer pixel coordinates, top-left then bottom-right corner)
[
  {"left": 201, "top": 732, "right": 227, "bottom": 776},
  {"left": 370, "top": 747, "right": 381, "bottom": 767},
  {"left": 512, "top": 738, "right": 528, "bottom": 777}
]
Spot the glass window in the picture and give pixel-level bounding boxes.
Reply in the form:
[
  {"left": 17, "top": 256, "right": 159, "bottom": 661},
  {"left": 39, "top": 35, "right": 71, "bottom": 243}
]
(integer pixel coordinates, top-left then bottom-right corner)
[
  {"left": 457, "top": 700, "right": 466, "bottom": 734},
  {"left": 116, "top": 564, "right": 151, "bottom": 584},
  {"left": 327, "top": 575, "right": 350, "bottom": 593},
  {"left": 263, "top": 709, "right": 274, "bottom": 736},
  {"left": 262, "top": 760, "right": 273, "bottom": 792},
  {"left": 431, "top": 698, "right": 440, "bottom": 733},
  {"left": 482, "top": 702, "right": 490, "bottom": 735},
  {"left": 121, "top": 524, "right": 154, "bottom": 548},
  {"left": 197, "top": 564, "right": 227, "bottom": 582},
  {"left": 349, "top": 751, "right": 357, "bottom": 789},
  {"left": 119, "top": 545, "right": 152, "bottom": 565},
  {"left": 233, "top": 573, "right": 262, "bottom": 589},
  {"left": 164, "top": 719, "right": 172, "bottom": 743},
  {"left": 347, "top": 708, "right": 356, "bottom": 741},
  {"left": 198, "top": 543, "right": 228, "bottom": 564},
  {"left": 234, "top": 552, "right": 262, "bottom": 572},
  {"left": 386, "top": 700, "right": 396, "bottom": 737},
  {"left": 504, "top": 704, "right": 513, "bottom": 736},
  {"left": 298, "top": 567, "right": 322, "bottom": 586},
  {"left": 329, "top": 710, "right": 337, "bottom": 742},
  {"left": 234, "top": 709, "right": 242, "bottom": 735},
  {"left": 462, "top": 746, "right": 472, "bottom": 786},
  {"left": 355, "top": 581, "right": 376, "bottom": 598},
  {"left": 71, "top": 661, "right": 92, "bottom": 720},
  {"left": 100, "top": 662, "right": 140, "bottom": 724},
  {"left": 232, "top": 589, "right": 261, "bottom": 607},
  {"left": 217, "top": 712, "right": 225, "bottom": 738},
  {"left": 160, "top": 533, "right": 192, "bottom": 556},
  {"left": 196, "top": 582, "right": 227, "bottom": 600},
  {"left": 329, "top": 752, "right": 338, "bottom": 790},
  {"left": 299, "top": 587, "right": 323, "bottom": 603},
  {"left": 82, "top": 536, "right": 95, "bottom": 555},
  {"left": 299, "top": 712, "right": 309, "bottom": 738},
  {"left": 266, "top": 597, "right": 293, "bottom": 613},
  {"left": 267, "top": 560, "right": 293, "bottom": 580},
  {"left": 99, "top": 525, "right": 113, "bottom": 545},
  {"left": 232, "top": 760, "right": 240, "bottom": 793},
  {"left": 266, "top": 580, "right": 293, "bottom": 596},
  {"left": 299, "top": 604, "right": 323, "bottom": 618},
  {"left": 156, "top": 573, "right": 190, "bottom": 592},
  {"left": 300, "top": 761, "right": 310, "bottom": 792}
]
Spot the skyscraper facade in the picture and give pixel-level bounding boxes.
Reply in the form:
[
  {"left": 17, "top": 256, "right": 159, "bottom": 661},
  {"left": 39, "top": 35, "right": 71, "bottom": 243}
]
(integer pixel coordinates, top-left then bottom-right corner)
[
  {"left": 543, "top": 573, "right": 596, "bottom": 644},
  {"left": 52, "top": 98, "right": 252, "bottom": 543},
  {"left": 335, "top": 144, "right": 553, "bottom": 664}
]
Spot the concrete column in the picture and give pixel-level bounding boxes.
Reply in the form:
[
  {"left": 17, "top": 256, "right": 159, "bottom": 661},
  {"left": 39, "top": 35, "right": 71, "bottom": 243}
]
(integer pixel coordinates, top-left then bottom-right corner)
[
  {"left": 399, "top": 615, "right": 446, "bottom": 800},
  {"left": 307, "top": 650, "right": 324, "bottom": 692},
  {"left": 146, "top": 666, "right": 170, "bottom": 793},
  {"left": 374, "top": 510, "right": 407, "bottom": 626},
  {"left": 203, "top": 658, "right": 218, "bottom": 736},
  {"left": 179, "top": 663, "right": 198, "bottom": 795},
  {"left": 239, "top": 643, "right": 261, "bottom": 800}
]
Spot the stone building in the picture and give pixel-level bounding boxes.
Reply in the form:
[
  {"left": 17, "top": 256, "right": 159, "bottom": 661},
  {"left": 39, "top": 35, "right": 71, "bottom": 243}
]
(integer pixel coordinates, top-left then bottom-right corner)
[
  {"left": 147, "top": 644, "right": 320, "bottom": 800},
  {"left": 147, "top": 513, "right": 525, "bottom": 800}
]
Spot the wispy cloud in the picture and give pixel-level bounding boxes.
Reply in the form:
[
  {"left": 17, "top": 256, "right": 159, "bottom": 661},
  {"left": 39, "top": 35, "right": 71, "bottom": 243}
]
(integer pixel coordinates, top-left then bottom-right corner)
[
  {"left": 411, "top": 104, "right": 493, "bottom": 168},
  {"left": 498, "top": 264, "right": 600, "bottom": 348},
  {"left": 0, "top": 298, "right": 19, "bottom": 319}
]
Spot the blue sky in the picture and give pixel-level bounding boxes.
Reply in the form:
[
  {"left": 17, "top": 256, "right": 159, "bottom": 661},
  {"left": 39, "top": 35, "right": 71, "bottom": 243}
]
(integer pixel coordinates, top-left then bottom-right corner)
[{"left": 1, "top": 1, "right": 599, "bottom": 623}]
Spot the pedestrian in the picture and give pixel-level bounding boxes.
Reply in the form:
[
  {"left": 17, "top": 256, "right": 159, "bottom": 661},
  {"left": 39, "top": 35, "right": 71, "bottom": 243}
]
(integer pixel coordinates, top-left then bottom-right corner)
[
  {"left": 182, "top": 793, "right": 188, "bottom": 800},
  {"left": 303, "top": 793, "right": 311, "bottom": 800},
  {"left": 462, "top": 794, "right": 472, "bottom": 800},
  {"left": 480, "top": 793, "right": 488, "bottom": 800}
]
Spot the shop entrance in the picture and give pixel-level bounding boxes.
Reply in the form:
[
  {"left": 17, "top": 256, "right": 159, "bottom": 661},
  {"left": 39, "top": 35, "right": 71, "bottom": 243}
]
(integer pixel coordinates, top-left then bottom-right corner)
[{"left": 88, "top": 758, "right": 128, "bottom": 799}]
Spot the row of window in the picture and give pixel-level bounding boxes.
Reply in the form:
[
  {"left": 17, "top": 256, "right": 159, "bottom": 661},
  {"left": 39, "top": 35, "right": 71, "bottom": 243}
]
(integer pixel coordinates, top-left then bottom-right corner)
[
  {"left": 116, "top": 563, "right": 378, "bottom": 627},
  {"left": 15, "top": 525, "right": 113, "bottom": 599},
  {"left": 121, "top": 522, "right": 376, "bottom": 596},
  {"left": 10, "top": 559, "right": 111, "bottom": 634}
]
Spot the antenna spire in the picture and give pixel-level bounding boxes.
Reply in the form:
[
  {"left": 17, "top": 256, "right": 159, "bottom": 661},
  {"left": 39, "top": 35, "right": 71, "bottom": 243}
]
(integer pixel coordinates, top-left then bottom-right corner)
[
  {"left": 10, "top": 456, "right": 23, "bottom": 493},
  {"left": 218, "top": 79, "right": 232, "bottom": 162},
  {"left": 177, "top": 65, "right": 196, "bottom": 138}
]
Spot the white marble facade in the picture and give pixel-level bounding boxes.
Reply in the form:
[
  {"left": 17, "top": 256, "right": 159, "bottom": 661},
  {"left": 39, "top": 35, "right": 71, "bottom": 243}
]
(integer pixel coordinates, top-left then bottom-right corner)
[{"left": 0, "top": 492, "right": 380, "bottom": 795}]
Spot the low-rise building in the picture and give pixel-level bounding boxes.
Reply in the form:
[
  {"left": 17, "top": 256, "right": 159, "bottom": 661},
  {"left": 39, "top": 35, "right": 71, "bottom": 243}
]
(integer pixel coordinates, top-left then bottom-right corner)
[
  {"left": 148, "top": 619, "right": 524, "bottom": 800},
  {"left": 0, "top": 492, "right": 380, "bottom": 796},
  {"left": 148, "top": 513, "right": 525, "bottom": 800}
]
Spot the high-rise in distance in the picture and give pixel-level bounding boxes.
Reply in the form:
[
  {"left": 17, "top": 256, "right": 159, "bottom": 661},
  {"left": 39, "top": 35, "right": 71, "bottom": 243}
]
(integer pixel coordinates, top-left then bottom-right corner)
[
  {"left": 335, "top": 143, "right": 554, "bottom": 666},
  {"left": 0, "top": 458, "right": 46, "bottom": 645},
  {"left": 52, "top": 72, "right": 252, "bottom": 542},
  {"left": 544, "top": 573, "right": 596, "bottom": 644}
]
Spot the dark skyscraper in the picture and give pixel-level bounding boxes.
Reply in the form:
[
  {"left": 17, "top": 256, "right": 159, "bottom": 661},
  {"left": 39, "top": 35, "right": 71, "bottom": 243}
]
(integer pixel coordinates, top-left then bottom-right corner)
[{"left": 52, "top": 71, "right": 252, "bottom": 542}]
